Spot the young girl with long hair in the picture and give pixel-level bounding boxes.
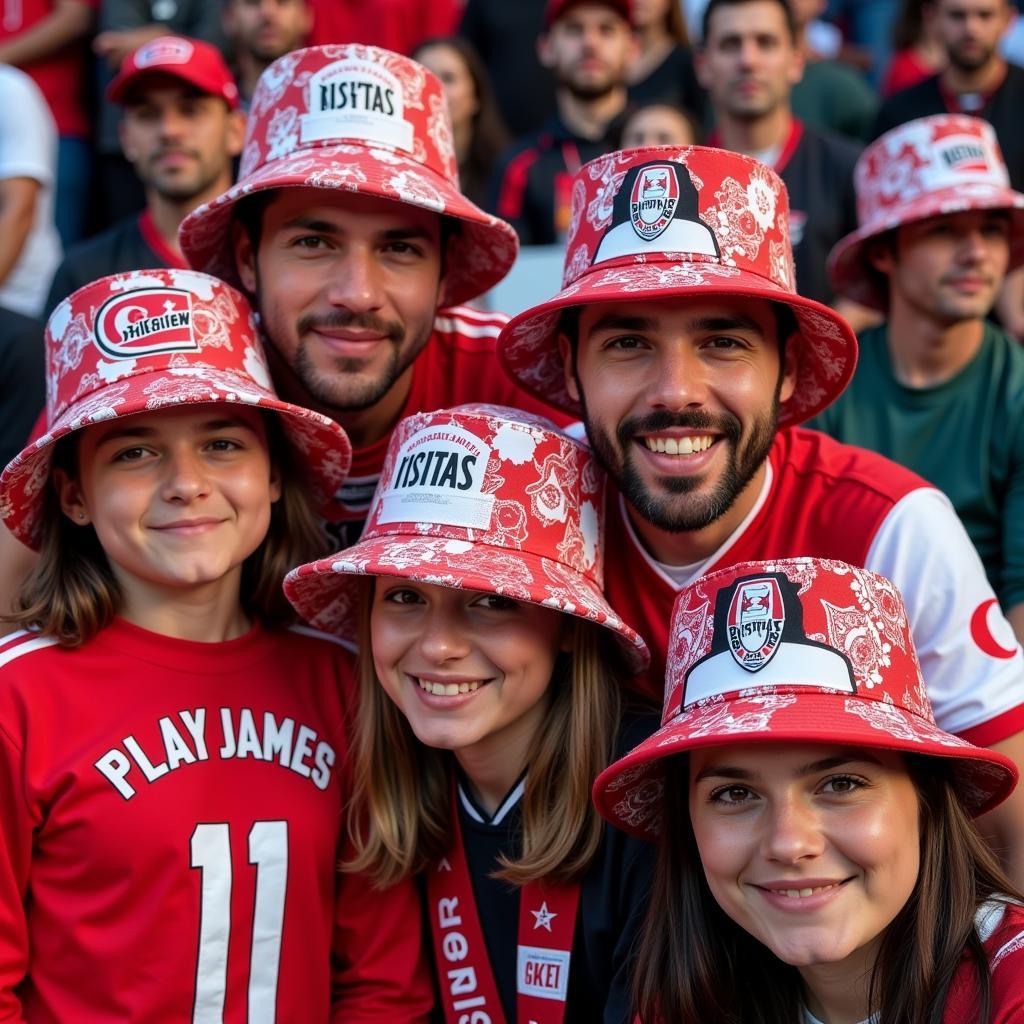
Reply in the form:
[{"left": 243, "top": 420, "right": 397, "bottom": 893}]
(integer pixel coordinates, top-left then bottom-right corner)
[
  {"left": 0, "top": 270, "right": 432, "bottom": 1021},
  {"left": 285, "top": 404, "right": 654, "bottom": 1024},
  {"left": 593, "top": 556, "right": 1024, "bottom": 1024}
]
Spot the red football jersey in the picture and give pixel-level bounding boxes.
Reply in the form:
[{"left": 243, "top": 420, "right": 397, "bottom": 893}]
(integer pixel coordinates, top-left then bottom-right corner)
[
  {"left": 327, "top": 306, "right": 570, "bottom": 529},
  {"left": 0, "top": 620, "right": 432, "bottom": 1023},
  {"left": 606, "top": 428, "right": 1024, "bottom": 743}
]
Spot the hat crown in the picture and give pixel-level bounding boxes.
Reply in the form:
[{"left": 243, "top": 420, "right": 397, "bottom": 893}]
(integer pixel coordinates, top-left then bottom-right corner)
[
  {"left": 562, "top": 145, "right": 796, "bottom": 294},
  {"left": 44, "top": 269, "right": 275, "bottom": 430},
  {"left": 359, "top": 405, "right": 606, "bottom": 588},
  {"left": 663, "top": 557, "right": 937, "bottom": 733},
  {"left": 240, "top": 44, "right": 457, "bottom": 187},
  {"left": 855, "top": 115, "right": 1011, "bottom": 229}
]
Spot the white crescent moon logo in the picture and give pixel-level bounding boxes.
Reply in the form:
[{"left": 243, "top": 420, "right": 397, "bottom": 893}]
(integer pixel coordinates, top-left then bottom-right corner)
[
  {"left": 113, "top": 304, "right": 146, "bottom": 338},
  {"left": 970, "top": 598, "right": 1018, "bottom": 660}
]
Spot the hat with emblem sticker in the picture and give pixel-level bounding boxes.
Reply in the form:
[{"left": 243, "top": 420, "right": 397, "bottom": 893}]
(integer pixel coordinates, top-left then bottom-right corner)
[
  {"left": 180, "top": 44, "right": 519, "bottom": 308},
  {"left": 0, "top": 269, "right": 352, "bottom": 549},
  {"left": 828, "top": 114, "right": 1024, "bottom": 310},
  {"left": 497, "top": 145, "right": 858, "bottom": 427},
  {"left": 592, "top": 557, "right": 1018, "bottom": 840},
  {"left": 284, "top": 403, "right": 648, "bottom": 669}
]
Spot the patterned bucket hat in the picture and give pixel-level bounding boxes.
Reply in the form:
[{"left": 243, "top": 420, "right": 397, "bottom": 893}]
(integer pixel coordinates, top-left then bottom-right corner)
[
  {"left": 180, "top": 44, "right": 518, "bottom": 307},
  {"left": 285, "top": 404, "right": 649, "bottom": 668},
  {"left": 593, "top": 556, "right": 1018, "bottom": 839},
  {"left": 498, "top": 145, "right": 858, "bottom": 427},
  {"left": 0, "top": 269, "right": 351, "bottom": 549},
  {"left": 829, "top": 114, "right": 1024, "bottom": 310}
]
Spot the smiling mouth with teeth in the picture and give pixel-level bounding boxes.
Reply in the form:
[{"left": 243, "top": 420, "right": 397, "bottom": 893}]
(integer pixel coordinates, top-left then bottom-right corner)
[
  {"left": 417, "top": 678, "right": 483, "bottom": 697},
  {"left": 768, "top": 883, "right": 844, "bottom": 898},
  {"left": 643, "top": 435, "right": 715, "bottom": 455}
]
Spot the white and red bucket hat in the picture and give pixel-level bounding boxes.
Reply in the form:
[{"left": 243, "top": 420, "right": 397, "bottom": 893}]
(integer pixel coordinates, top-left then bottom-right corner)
[
  {"left": 593, "top": 556, "right": 1018, "bottom": 839},
  {"left": 180, "top": 44, "right": 518, "bottom": 308},
  {"left": 285, "top": 404, "right": 649, "bottom": 668},
  {"left": 498, "top": 146, "right": 858, "bottom": 427},
  {"left": 0, "top": 269, "right": 351, "bottom": 550},
  {"left": 828, "top": 114, "right": 1024, "bottom": 310}
]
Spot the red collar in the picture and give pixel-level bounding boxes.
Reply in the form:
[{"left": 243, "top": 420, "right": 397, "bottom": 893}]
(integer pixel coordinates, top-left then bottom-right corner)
[
  {"left": 138, "top": 209, "right": 189, "bottom": 269},
  {"left": 937, "top": 64, "right": 1007, "bottom": 115},
  {"left": 707, "top": 118, "right": 804, "bottom": 175}
]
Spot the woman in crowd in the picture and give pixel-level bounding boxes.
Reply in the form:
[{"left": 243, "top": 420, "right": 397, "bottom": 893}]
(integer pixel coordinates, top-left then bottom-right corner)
[
  {"left": 413, "top": 36, "right": 511, "bottom": 209},
  {"left": 627, "top": 0, "right": 704, "bottom": 120},
  {"left": 286, "top": 404, "right": 654, "bottom": 1024},
  {"left": 594, "top": 556, "right": 1024, "bottom": 1024},
  {"left": 0, "top": 270, "right": 432, "bottom": 1020},
  {"left": 619, "top": 100, "right": 700, "bottom": 149}
]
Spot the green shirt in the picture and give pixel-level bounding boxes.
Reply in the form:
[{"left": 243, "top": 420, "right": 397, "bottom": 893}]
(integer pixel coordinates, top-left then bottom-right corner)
[
  {"left": 811, "top": 322, "right": 1024, "bottom": 609},
  {"left": 791, "top": 59, "right": 877, "bottom": 142}
]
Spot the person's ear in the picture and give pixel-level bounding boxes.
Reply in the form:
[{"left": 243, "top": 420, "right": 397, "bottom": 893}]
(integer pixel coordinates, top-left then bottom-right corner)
[
  {"left": 537, "top": 32, "right": 556, "bottom": 70},
  {"left": 558, "top": 330, "right": 580, "bottom": 403},
  {"left": 54, "top": 467, "right": 91, "bottom": 526},
  {"left": 867, "top": 238, "right": 896, "bottom": 277},
  {"left": 777, "top": 330, "right": 798, "bottom": 406},
  {"left": 233, "top": 219, "right": 258, "bottom": 294},
  {"left": 226, "top": 108, "right": 247, "bottom": 158}
]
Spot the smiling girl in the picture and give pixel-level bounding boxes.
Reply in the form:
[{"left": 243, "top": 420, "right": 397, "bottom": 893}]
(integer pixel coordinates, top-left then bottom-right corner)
[
  {"left": 0, "top": 270, "right": 432, "bottom": 1021},
  {"left": 593, "top": 556, "right": 1024, "bottom": 1024},
  {"left": 285, "top": 405, "right": 653, "bottom": 1024}
]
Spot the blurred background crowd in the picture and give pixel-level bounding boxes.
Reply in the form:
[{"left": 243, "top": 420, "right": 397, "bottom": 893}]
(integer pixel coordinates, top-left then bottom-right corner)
[{"left": 2, "top": 0, "right": 1023, "bottom": 463}]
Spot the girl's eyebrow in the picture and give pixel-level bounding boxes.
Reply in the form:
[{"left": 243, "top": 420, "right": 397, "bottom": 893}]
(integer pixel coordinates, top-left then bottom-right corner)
[
  {"left": 91, "top": 416, "right": 258, "bottom": 447},
  {"left": 693, "top": 751, "right": 884, "bottom": 784}
]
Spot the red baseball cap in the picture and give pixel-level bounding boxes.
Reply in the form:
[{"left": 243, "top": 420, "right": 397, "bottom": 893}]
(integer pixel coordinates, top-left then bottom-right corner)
[
  {"left": 285, "top": 404, "right": 648, "bottom": 670},
  {"left": 544, "top": 0, "right": 633, "bottom": 29},
  {"left": 0, "top": 269, "right": 350, "bottom": 550},
  {"left": 498, "top": 146, "right": 858, "bottom": 428},
  {"left": 593, "top": 557, "right": 1018, "bottom": 840},
  {"left": 828, "top": 114, "right": 1024, "bottom": 310},
  {"left": 108, "top": 35, "right": 240, "bottom": 109},
  {"left": 180, "top": 44, "right": 518, "bottom": 308}
]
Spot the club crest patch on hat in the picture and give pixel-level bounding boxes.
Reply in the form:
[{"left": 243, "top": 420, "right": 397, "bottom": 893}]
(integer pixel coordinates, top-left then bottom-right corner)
[
  {"left": 683, "top": 571, "right": 856, "bottom": 708},
  {"left": 301, "top": 58, "right": 413, "bottom": 153},
  {"left": 135, "top": 37, "right": 194, "bottom": 67},
  {"left": 594, "top": 158, "right": 720, "bottom": 267},
  {"left": 94, "top": 287, "right": 198, "bottom": 360},
  {"left": 727, "top": 576, "right": 785, "bottom": 671},
  {"left": 937, "top": 134, "right": 991, "bottom": 176},
  {"left": 376, "top": 422, "right": 494, "bottom": 529}
]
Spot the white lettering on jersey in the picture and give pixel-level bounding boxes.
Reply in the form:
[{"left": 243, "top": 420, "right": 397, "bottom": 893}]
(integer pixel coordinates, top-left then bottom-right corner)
[{"left": 94, "top": 708, "right": 337, "bottom": 799}]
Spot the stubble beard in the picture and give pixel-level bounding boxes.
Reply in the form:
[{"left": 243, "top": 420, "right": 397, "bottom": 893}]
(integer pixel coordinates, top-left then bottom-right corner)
[{"left": 579, "top": 387, "right": 782, "bottom": 533}]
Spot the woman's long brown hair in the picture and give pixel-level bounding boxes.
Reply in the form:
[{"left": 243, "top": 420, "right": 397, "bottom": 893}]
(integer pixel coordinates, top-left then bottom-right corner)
[
  {"left": 345, "top": 578, "right": 627, "bottom": 887},
  {"left": 634, "top": 753, "right": 1022, "bottom": 1023}
]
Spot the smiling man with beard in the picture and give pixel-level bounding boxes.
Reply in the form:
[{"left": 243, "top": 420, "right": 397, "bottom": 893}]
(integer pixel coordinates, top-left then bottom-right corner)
[
  {"left": 498, "top": 143, "right": 1024, "bottom": 884},
  {"left": 45, "top": 37, "right": 245, "bottom": 315},
  {"left": 490, "top": 0, "right": 637, "bottom": 245}
]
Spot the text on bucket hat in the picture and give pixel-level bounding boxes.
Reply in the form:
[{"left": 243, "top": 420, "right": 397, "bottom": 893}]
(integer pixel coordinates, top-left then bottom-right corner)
[
  {"left": 0, "top": 269, "right": 351, "bottom": 550},
  {"left": 497, "top": 145, "right": 858, "bottom": 428},
  {"left": 284, "top": 404, "right": 648, "bottom": 669},
  {"left": 592, "top": 556, "right": 1018, "bottom": 839},
  {"left": 107, "top": 36, "right": 240, "bottom": 109},
  {"left": 179, "top": 44, "right": 518, "bottom": 308},
  {"left": 828, "top": 114, "right": 1024, "bottom": 311}
]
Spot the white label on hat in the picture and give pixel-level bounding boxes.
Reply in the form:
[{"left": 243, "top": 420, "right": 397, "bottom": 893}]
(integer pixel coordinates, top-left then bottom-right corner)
[
  {"left": 301, "top": 59, "right": 414, "bottom": 153},
  {"left": 926, "top": 133, "right": 1008, "bottom": 190},
  {"left": 377, "top": 424, "right": 495, "bottom": 529},
  {"left": 135, "top": 37, "right": 194, "bottom": 68},
  {"left": 93, "top": 287, "right": 198, "bottom": 360}
]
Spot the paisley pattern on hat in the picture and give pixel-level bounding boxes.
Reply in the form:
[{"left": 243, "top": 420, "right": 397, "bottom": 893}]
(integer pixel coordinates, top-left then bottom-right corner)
[
  {"left": 284, "top": 405, "right": 647, "bottom": 667},
  {"left": 592, "top": 556, "right": 1018, "bottom": 838},
  {"left": 180, "top": 44, "right": 518, "bottom": 308}
]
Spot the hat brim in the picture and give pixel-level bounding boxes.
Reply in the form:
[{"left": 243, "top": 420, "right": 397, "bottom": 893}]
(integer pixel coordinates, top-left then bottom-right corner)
[
  {"left": 592, "top": 688, "right": 1019, "bottom": 840},
  {"left": 497, "top": 261, "right": 858, "bottom": 428},
  {"left": 180, "top": 145, "right": 519, "bottom": 308},
  {"left": 284, "top": 532, "right": 649, "bottom": 670},
  {"left": 0, "top": 366, "right": 351, "bottom": 550},
  {"left": 828, "top": 185, "right": 1024, "bottom": 311}
]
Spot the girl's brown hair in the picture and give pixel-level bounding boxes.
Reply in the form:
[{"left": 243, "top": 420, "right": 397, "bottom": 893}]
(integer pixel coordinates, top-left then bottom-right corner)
[
  {"left": 634, "top": 752, "right": 1023, "bottom": 1024},
  {"left": 346, "top": 578, "right": 626, "bottom": 887},
  {"left": 7, "top": 412, "right": 330, "bottom": 647}
]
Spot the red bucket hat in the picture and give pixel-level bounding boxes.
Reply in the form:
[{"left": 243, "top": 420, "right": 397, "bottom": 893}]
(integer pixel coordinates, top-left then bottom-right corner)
[
  {"left": 544, "top": 0, "right": 633, "bottom": 29},
  {"left": 828, "top": 115, "right": 1024, "bottom": 310},
  {"left": 498, "top": 146, "right": 858, "bottom": 427},
  {"left": 0, "top": 269, "right": 351, "bottom": 550},
  {"left": 180, "top": 44, "right": 518, "bottom": 308},
  {"left": 593, "top": 557, "right": 1018, "bottom": 839},
  {"left": 108, "top": 35, "right": 240, "bottom": 109},
  {"left": 284, "top": 404, "right": 648, "bottom": 669}
]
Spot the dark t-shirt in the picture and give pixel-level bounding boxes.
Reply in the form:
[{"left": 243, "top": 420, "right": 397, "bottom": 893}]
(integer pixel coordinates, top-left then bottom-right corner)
[
  {"left": 453, "top": 714, "right": 657, "bottom": 1024},
  {"left": 0, "top": 307, "right": 44, "bottom": 468},
  {"left": 872, "top": 64, "right": 1024, "bottom": 190},
  {"left": 626, "top": 46, "right": 704, "bottom": 121},
  {"left": 45, "top": 211, "right": 185, "bottom": 317}
]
